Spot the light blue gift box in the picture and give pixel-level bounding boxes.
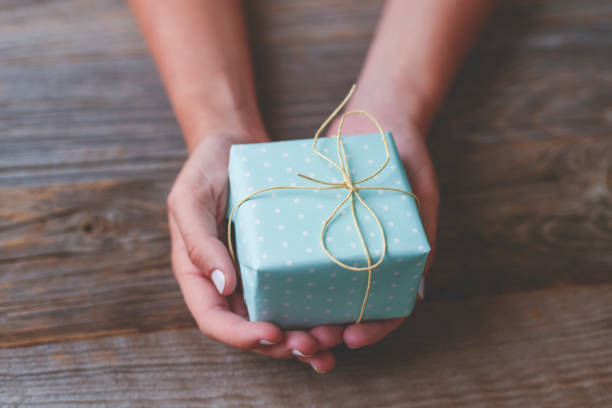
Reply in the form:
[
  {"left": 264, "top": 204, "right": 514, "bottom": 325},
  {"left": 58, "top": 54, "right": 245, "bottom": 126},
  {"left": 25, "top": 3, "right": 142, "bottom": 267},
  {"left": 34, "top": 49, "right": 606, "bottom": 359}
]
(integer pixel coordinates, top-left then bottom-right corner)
[{"left": 227, "top": 132, "right": 429, "bottom": 328}]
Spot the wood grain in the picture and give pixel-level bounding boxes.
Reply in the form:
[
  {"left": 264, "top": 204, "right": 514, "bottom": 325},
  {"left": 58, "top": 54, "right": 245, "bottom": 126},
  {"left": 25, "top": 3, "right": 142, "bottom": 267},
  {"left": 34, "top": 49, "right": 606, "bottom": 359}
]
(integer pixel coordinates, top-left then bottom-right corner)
[{"left": 2, "top": 285, "right": 611, "bottom": 407}]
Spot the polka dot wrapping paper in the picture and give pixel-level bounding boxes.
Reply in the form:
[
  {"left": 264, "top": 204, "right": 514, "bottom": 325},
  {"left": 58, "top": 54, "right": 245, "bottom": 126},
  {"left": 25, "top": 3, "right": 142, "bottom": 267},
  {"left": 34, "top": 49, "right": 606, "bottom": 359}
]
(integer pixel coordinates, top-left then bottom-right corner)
[{"left": 227, "top": 132, "right": 430, "bottom": 328}]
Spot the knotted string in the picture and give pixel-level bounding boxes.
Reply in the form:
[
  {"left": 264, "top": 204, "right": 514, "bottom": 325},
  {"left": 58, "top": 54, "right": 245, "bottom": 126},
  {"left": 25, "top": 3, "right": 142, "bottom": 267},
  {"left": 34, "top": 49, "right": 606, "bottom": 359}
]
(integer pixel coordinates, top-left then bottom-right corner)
[{"left": 227, "top": 84, "right": 420, "bottom": 324}]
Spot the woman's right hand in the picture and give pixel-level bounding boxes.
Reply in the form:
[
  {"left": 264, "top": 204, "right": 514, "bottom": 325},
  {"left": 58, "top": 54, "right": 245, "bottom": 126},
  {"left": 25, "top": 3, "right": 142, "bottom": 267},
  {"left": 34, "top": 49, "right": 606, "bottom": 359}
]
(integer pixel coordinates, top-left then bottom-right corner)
[{"left": 167, "top": 131, "right": 343, "bottom": 373}]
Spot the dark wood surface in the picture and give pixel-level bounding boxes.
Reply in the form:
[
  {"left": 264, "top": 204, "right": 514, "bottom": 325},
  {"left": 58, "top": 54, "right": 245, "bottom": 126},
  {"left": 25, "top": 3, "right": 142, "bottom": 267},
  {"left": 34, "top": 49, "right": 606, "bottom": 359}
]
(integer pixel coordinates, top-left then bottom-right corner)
[{"left": 1, "top": 0, "right": 611, "bottom": 406}]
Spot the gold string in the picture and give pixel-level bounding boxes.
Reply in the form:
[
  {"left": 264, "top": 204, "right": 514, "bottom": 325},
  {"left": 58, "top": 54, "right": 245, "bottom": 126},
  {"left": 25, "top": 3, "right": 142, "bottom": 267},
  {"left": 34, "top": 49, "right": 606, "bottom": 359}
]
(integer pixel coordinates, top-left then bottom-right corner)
[{"left": 227, "top": 84, "right": 421, "bottom": 324}]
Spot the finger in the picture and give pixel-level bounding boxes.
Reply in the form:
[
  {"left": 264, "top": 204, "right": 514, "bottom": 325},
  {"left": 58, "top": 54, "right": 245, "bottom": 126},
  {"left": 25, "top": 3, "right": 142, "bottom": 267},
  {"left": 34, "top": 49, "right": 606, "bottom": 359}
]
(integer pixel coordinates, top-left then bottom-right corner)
[
  {"left": 170, "top": 217, "right": 282, "bottom": 348},
  {"left": 252, "top": 330, "right": 320, "bottom": 359},
  {"left": 229, "top": 292, "right": 249, "bottom": 319},
  {"left": 309, "top": 325, "right": 345, "bottom": 349},
  {"left": 343, "top": 317, "right": 405, "bottom": 349},
  {"left": 296, "top": 350, "right": 336, "bottom": 374},
  {"left": 167, "top": 182, "right": 237, "bottom": 295}
]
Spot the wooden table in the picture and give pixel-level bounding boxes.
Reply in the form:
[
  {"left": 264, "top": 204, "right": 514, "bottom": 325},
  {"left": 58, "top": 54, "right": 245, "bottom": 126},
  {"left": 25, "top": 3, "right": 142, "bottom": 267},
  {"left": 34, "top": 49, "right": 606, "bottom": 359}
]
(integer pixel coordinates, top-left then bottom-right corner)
[{"left": 1, "top": 1, "right": 611, "bottom": 406}]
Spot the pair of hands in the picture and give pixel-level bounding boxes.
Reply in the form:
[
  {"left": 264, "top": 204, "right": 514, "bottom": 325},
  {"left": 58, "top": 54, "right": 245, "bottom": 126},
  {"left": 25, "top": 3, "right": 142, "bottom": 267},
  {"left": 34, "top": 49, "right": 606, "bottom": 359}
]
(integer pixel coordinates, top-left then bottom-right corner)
[{"left": 167, "top": 107, "right": 439, "bottom": 374}]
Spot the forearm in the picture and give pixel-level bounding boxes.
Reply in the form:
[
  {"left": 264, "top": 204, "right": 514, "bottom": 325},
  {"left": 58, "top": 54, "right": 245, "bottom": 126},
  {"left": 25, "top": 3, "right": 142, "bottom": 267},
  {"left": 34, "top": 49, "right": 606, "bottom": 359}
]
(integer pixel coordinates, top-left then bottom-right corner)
[
  {"left": 354, "top": 0, "right": 495, "bottom": 133},
  {"left": 129, "top": 0, "right": 266, "bottom": 152}
]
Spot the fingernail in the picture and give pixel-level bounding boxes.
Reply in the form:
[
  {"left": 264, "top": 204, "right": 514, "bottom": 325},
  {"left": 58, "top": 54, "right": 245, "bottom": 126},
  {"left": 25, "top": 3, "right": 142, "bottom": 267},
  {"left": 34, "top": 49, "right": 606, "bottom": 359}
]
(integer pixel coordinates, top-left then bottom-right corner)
[
  {"left": 291, "top": 349, "right": 309, "bottom": 358},
  {"left": 211, "top": 269, "right": 225, "bottom": 295},
  {"left": 346, "top": 344, "right": 361, "bottom": 349},
  {"left": 258, "top": 339, "right": 276, "bottom": 345},
  {"left": 311, "top": 364, "right": 327, "bottom": 374},
  {"left": 418, "top": 277, "right": 425, "bottom": 299}
]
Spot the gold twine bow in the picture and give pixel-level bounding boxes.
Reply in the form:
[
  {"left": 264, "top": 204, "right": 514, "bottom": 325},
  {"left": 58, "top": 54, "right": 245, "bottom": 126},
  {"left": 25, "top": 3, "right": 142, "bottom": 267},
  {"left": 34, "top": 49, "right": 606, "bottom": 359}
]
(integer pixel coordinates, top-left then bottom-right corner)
[{"left": 227, "top": 85, "right": 420, "bottom": 324}]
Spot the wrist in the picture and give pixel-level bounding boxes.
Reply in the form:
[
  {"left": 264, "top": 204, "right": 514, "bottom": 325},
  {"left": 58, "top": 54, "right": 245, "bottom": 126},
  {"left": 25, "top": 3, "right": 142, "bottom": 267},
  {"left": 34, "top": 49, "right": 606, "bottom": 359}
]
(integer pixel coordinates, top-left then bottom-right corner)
[{"left": 350, "top": 78, "right": 438, "bottom": 137}]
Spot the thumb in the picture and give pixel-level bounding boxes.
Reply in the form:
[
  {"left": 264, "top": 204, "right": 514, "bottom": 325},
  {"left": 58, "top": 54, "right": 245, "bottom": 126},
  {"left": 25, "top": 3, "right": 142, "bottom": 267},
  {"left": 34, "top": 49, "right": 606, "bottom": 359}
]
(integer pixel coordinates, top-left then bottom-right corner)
[{"left": 167, "top": 187, "right": 237, "bottom": 296}]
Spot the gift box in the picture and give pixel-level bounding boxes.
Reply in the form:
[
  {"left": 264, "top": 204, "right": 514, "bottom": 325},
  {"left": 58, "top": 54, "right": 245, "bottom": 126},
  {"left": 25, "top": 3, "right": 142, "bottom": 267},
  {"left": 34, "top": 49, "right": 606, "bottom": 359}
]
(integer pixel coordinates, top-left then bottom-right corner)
[{"left": 227, "top": 132, "right": 429, "bottom": 328}]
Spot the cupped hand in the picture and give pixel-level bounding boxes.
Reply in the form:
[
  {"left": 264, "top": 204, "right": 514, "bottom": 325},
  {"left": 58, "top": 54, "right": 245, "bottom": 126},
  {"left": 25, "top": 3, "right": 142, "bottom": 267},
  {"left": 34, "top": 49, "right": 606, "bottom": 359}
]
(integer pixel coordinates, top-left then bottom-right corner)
[
  {"left": 327, "top": 98, "right": 440, "bottom": 349},
  {"left": 167, "top": 131, "right": 343, "bottom": 373}
]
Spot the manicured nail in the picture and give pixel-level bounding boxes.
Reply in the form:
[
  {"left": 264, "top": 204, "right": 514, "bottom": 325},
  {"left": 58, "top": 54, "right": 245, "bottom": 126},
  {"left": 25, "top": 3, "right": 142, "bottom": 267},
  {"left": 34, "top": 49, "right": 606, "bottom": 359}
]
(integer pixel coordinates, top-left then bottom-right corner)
[
  {"left": 311, "top": 364, "right": 327, "bottom": 374},
  {"left": 418, "top": 277, "right": 425, "bottom": 299},
  {"left": 291, "top": 349, "right": 309, "bottom": 358},
  {"left": 258, "top": 339, "right": 276, "bottom": 345},
  {"left": 211, "top": 269, "right": 225, "bottom": 295}
]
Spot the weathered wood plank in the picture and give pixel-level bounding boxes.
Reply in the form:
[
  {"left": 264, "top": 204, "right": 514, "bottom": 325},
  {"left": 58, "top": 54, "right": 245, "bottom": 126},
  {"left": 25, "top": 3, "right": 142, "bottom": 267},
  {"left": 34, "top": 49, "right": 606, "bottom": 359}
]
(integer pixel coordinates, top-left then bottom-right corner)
[{"left": 2, "top": 284, "right": 612, "bottom": 407}]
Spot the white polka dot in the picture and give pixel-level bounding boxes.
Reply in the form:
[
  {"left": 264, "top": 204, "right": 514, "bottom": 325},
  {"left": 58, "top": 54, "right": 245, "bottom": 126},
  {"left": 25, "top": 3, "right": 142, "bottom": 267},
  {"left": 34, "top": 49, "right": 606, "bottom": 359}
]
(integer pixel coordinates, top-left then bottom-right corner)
[
  {"left": 327, "top": 298, "right": 333, "bottom": 302},
  {"left": 347, "top": 301, "right": 352, "bottom": 305},
  {"left": 326, "top": 237, "right": 333, "bottom": 243},
  {"left": 367, "top": 305, "right": 372, "bottom": 309},
  {"left": 392, "top": 284, "right": 397, "bottom": 288},
  {"left": 285, "top": 290, "right": 291, "bottom": 294},
  {"left": 305, "top": 157, "right": 311, "bottom": 163},
  {"left": 395, "top": 180, "right": 401, "bottom": 185},
  {"left": 282, "top": 152, "right": 289, "bottom": 158},
  {"left": 305, "top": 306, "right": 311, "bottom": 310},
  {"left": 417, "top": 261, "right": 423, "bottom": 266},
  {"left": 260, "top": 147, "right": 267, "bottom": 152},
  {"left": 345, "top": 313, "right": 351, "bottom": 317},
  {"left": 331, "top": 178, "right": 338, "bottom": 183},
  {"left": 385, "top": 307, "right": 391, "bottom": 311},
  {"left": 306, "top": 247, "right": 312, "bottom": 253},
  {"left": 397, "top": 258, "right": 403, "bottom": 263},
  {"left": 290, "top": 182, "right": 296, "bottom": 187},
  {"left": 257, "top": 236, "right": 264, "bottom": 241},
  {"left": 367, "top": 159, "right": 373, "bottom": 164},
  {"left": 283, "top": 314, "right": 289, "bottom": 318},
  {"left": 328, "top": 286, "right": 335, "bottom": 290},
  {"left": 325, "top": 310, "right": 331, "bottom": 314},
  {"left": 393, "top": 271, "right": 400, "bottom": 276},
  {"left": 307, "top": 282, "right": 314, "bottom": 286},
  {"left": 294, "top": 198, "right": 300, "bottom": 204},
  {"left": 391, "top": 165, "right": 396, "bottom": 170},
  {"left": 412, "top": 228, "right": 418, "bottom": 233},
  {"left": 264, "top": 161, "right": 270, "bottom": 167},
  {"left": 418, "top": 245, "right": 425, "bottom": 250},
  {"left": 282, "top": 241, "right": 288, "bottom": 247},
  {"left": 351, "top": 277, "right": 357, "bottom": 282},
  {"left": 241, "top": 157, "right": 247, "bottom": 163},
  {"left": 271, "top": 192, "right": 277, "bottom": 197},
  {"left": 413, "top": 274, "right": 420, "bottom": 279},
  {"left": 331, "top": 273, "right": 336, "bottom": 278},
  {"left": 349, "top": 289, "right": 355, "bottom": 294},
  {"left": 335, "top": 193, "right": 342, "bottom": 198},
  {"left": 317, "top": 203, "right": 323, "bottom": 209},
  {"left": 264, "top": 273, "right": 270, "bottom": 278},
  {"left": 364, "top": 215, "right": 371, "bottom": 221},
  {"left": 388, "top": 296, "right": 394, "bottom": 300},
  {"left": 345, "top": 225, "right": 352, "bottom": 231},
  {"left": 267, "top": 177, "right": 273, "bottom": 182},
  {"left": 263, "top": 310, "right": 268, "bottom": 315},
  {"left": 350, "top": 242, "right": 357, "bottom": 248},
  {"left": 301, "top": 143, "right": 307, "bottom": 148},
  {"left": 285, "top": 260, "right": 293, "bottom": 266},
  {"left": 263, "top": 298, "right": 268, "bottom": 302},
  {"left": 363, "top": 145, "right": 369, "bottom": 150},
  {"left": 250, "top": 202, "right": 257, "bottom": 208},
  {"left": 298, "top": 214, "right": 304, "bottom": 219},
  {"left": 306, "top": 294, "right": 312, "bottom": 299},
  {"left": 248, "top": 187, "right": 254, "bottom": 192},
  {"left": 261, "top": 253, "right": 268, "bottom": 259},
  {"left": 286, "top": 167, "right": 293, "bottom": 173},
  {"left": 284, "top": 302, "right": 290, "bottom": 307},
  {"left": 393, "top": 238, "right": 400, "bottom": 244},
  {"left": 378, "top": 190, "right": 384, "bottom": 195},
  {"left": 278, "top": 225, "right": 285, "bottom": 230},
  {"left": 406, "top": 211, "right": 412, "bottom": 216},
  {"left": 302, "top": 231, "right": 309, "bottom": 237},
  {"left": 244, "top": 171, "right": 251, "bottom": 177},
  {"left": 324, "top": 148, "right": 329, "bottom": 153},
  {"left": 383, "top": 205, "right": 389, "bottom": 211},
  {"left": 264, "top": 286, "right": 269, "bottom": 290},
  {"left": 374, "top": 249, "right": 381, "bottom": 255},
  {"left": 309, "top": 268, "right": 315, "bottom": 273},
  {"left": 401, "top": 196, "right": 407, "bottom": 201},
  {"left": 387, "top": 221, "right": 394, "bottom": 227},
  {"left": 410, "top": 287, "right": 415, "bottom": 291}
]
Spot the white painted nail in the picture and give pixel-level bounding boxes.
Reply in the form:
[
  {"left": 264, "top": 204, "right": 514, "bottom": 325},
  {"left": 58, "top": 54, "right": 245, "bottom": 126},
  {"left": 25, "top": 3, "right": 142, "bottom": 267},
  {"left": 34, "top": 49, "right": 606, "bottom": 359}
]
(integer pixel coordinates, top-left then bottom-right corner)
[
  {"left": 211, "top": 269, "right": 225, "bottom": 295},
  {"left": 259, "top": 339, "right": 276, "bottom": 345},
  {"left": 418, "top": 276, "right": 425, "bottom": 299},
  {"left": 291, "top": 349, "right": 308, "bottom": 357}
]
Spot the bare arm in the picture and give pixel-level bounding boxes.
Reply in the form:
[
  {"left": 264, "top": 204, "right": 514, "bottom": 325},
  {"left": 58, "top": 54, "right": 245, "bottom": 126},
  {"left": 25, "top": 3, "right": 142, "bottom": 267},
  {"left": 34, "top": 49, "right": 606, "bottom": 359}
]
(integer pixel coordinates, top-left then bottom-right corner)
[
  {"left": 339, "top": 0, "right": 495, "bottom": 348},
  {"left": 128, "top": 0, "right": 266, "bottom": 150},
  {"left": 129, "top": 0, "right": 340, "bottom": 374}
]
